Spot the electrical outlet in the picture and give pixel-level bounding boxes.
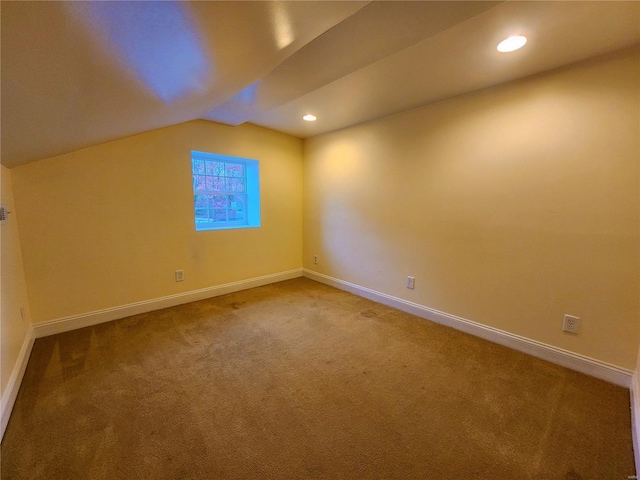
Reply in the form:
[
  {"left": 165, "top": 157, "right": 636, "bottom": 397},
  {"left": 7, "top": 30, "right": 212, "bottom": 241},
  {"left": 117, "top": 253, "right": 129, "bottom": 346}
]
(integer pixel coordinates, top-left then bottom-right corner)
[
  {"left": 406, "top": 276, "right": 415, "bottom": 289},
  {"left": 175, "top": 270, "right": 184, "bottom": 282},
  {"left": 563, "top": 314, "right": 580, "bottom": 334},
  {"left": 314, "top": 255, "right": 318, "bottom": 265}
]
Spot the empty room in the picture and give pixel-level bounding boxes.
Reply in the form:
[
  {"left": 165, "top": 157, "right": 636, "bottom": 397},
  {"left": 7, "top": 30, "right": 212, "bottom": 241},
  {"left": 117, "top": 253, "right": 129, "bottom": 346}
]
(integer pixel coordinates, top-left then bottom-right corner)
[{"left": 1, "top": 1, "right": 639, "bottom": 478}]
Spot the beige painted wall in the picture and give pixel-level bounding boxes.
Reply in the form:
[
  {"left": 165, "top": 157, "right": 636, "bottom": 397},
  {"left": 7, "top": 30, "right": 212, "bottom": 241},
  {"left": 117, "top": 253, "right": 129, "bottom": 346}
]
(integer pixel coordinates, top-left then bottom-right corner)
[
  {"left": 11, "top": 120, "right": 303, "bottom": 324},
  {"left": 1, "top": 165, "right": 32, "bottom": 396},
  {"left": 303, "top": 48, "right": 640, "bottom": 370}
]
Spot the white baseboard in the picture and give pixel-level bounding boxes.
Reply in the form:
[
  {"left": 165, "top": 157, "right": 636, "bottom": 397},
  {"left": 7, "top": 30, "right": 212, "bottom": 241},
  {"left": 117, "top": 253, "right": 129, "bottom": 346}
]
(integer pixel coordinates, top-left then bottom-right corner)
[
  {"left": 33, "top": 268, "right": 303, "bottom": 338},
  {"left": 303, "top": 269, "right": 633, "bottom": 388},
  {"left": 632, "top": 371, "right": 640, "bottom": 476},
  {"left": 1, "top": 326, "right": 35, "bottom": 441}
]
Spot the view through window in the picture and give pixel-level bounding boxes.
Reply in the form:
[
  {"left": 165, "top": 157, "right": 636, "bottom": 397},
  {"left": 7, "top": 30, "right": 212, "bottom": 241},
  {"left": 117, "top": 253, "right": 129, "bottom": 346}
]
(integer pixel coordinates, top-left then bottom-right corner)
[{"left": 192, "top": 151, "right": 260, "bottom": 231}]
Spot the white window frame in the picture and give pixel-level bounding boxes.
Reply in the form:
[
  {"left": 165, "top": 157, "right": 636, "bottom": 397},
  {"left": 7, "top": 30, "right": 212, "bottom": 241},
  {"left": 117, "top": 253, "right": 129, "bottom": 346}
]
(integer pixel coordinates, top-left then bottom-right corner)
[{"left": 192, "top": 151, "right": 260, "bottom": 231}]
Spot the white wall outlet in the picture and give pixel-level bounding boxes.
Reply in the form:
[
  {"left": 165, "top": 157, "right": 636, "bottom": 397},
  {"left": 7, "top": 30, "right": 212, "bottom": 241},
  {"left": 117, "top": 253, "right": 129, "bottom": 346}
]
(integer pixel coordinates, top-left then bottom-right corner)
[
  {"left": 314, "top": 255, "right": 318, "bottom": 265},
  {"left": 175, "top": 270, "right": 184, "bottom": 282},
  {"left": 406, "top": 276, "right": 415, "bottom": 289},
  {"left": 563, "top": 314, "right": 580, "bottom": 334}
]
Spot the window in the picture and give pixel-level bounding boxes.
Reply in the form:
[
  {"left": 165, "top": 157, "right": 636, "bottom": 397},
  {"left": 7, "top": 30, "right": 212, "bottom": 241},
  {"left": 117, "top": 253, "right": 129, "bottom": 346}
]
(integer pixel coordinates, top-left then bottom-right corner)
[{"left": 191, "top": 151, "right": 260, "bottom": 231}]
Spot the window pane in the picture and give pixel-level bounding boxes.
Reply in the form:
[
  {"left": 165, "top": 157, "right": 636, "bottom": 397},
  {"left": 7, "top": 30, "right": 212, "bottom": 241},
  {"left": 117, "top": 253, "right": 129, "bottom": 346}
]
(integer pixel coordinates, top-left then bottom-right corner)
[
  {"left": 226, "top": 163, "right": 244, "bottom": 178},
  {"left": 193, "top": 175, "right": 206, "bottom": 191},
  {"left": 213, "top": 177, "right": 224, "bottom": 191},
  {"left": 194, "top": 195, "right": 209, "bottom": 218},
  {"left": 205, "top": 161, "right": 216, "bottom": 175},
  {"left": 213, "top": 195, "right": 227, "bottom": 208},
  {"left": 229, "top": 195, "right": 244, "bottom": 210},
  {"left": 213, "top": 209, "right": 227, "bottom": 221},
  {"left": 194, "top": 194, "right": 207, "bottom": 208},
  {"left": 212, "top": 162, "right": 225, "bottom": 176},
  {"left": 205, "top": 176, "right": 215, "bottom": 190},
  {"left": 226, "top": 177, "right": 244, "bottom": 192},
  {"left": 229, "top": 208, "right": 245, "bottom": 221},
  {"left": 193, "top": 160, "right": 205, "bottom": 175}
]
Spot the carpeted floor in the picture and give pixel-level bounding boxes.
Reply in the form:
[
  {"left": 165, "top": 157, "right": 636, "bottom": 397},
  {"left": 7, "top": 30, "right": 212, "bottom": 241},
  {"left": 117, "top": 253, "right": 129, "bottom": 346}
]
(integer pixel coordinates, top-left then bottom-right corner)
[{"left": 0, "top": 278, "right": 634, "bottom": 479}]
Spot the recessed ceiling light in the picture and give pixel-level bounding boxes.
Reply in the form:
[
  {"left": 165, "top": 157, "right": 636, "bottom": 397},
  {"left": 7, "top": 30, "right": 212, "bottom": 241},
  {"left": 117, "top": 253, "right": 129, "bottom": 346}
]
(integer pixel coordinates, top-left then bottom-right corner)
[
  {"left": 303, "top": 114, "right": 317, "bottom": 122},
  {"left": 497, "top": 35, "right": 527, "bottom": 53}
]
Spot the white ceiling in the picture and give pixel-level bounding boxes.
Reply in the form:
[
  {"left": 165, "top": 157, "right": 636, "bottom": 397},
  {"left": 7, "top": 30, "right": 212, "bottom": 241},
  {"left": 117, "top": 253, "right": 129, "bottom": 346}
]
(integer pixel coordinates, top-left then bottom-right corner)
[{"left": 2, "top": 1, "right": 639, "bottom": 168}]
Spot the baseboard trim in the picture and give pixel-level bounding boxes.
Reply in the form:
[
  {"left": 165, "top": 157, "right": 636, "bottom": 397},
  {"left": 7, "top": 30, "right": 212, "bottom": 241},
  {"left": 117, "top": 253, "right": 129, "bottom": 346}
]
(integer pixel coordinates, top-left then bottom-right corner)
[
  {"left": 33, "top": 268, "right": 303, "bottom": 339},
  {"left": 632, "top": 372, "right": 640, "bottom": 476},
  {"left": 303, "top": 269, "right": 632, "bottom": 388},
  {"left": 1, "top": 326, "right": 35, "bottom": 441}
]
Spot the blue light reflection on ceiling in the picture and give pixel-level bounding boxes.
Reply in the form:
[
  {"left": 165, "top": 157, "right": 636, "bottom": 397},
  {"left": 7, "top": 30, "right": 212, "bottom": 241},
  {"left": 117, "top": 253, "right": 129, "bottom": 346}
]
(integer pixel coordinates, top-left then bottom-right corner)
[
  {"left": 233, "top": 82, "right": 259, "bottom": 106},
  {"left": 68, "top": 1, "right": 212, "bottom": 103},
  {"left": 204, "top": 81, "right": 260, "bottom": 125}
]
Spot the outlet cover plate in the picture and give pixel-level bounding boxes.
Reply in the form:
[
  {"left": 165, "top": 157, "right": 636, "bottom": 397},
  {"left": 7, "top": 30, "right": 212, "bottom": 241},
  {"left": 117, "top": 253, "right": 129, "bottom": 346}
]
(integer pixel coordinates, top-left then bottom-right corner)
[
  {"left": 406, "top": 276, "right": 415, "bottom": 290},
  {"left": 563, "top": 314, "right": 580, "bottom": 334}
]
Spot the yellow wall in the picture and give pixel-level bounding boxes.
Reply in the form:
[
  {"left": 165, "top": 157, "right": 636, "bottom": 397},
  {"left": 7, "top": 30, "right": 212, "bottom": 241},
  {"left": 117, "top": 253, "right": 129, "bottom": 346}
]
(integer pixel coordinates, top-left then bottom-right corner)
[
  {"left": 303, "top": 48, "right": 640, "bottom": 370},
  {"left": 7, "top": 49, "right": 640, "bottom": 371},
  {"left": 1, "top": 165, "right": 32, "bottom": 396},
  {"left": 11, "top": 120, "right": 303, "bottom": 324}
]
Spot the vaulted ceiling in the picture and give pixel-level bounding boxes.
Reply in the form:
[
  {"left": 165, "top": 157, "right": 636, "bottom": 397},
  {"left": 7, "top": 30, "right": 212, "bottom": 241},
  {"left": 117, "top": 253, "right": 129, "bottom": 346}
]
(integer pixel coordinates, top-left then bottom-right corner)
[{"left": 2, "top": 1, "right": 639, "bottom": 167}]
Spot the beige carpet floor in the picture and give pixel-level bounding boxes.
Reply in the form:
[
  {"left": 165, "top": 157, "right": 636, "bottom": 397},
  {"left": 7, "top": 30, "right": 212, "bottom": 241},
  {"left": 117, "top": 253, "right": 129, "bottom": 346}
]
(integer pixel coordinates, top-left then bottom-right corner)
[{"left": 0, "top": 278, "right": 634, "bottom": 479}]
